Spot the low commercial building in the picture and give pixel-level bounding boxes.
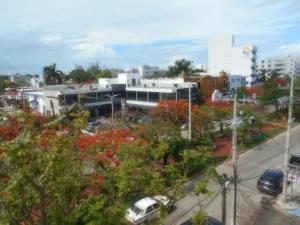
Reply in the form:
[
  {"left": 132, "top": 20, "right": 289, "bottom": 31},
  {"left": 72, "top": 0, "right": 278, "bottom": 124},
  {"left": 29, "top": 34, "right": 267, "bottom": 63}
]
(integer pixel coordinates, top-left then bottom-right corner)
[
  {"left": 43, "top": 84, "right": 119, "bottom": 117},
  {"left": 125, "top": 78, "right": 199, "bottom": 109}
]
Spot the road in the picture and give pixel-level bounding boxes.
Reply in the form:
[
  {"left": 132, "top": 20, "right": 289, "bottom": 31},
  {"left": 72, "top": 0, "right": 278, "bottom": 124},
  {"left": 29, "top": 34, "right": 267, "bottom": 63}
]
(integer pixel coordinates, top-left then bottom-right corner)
[{"left": 165, "top": 125, "right": 300, "bottom": 225}]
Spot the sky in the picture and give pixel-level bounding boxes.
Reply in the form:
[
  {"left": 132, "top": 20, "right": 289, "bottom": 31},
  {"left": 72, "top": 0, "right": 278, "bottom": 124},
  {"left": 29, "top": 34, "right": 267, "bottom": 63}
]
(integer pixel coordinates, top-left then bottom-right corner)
[{"left": 0, "top": 0, "right": 300, "bottom": 74}]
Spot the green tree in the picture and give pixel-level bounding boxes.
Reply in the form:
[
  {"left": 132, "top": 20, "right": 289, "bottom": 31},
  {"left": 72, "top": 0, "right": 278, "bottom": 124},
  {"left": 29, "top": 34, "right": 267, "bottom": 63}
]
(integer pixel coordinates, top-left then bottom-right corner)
[
  {"left": 87, "top": 62, "right": 101, "bottom": 78},
  {"left": 166, "top": 59, "right": 193, "bottom": 77},
  {"left": 0, "top": 76, "right": 16, "bottom": 94},
  {"left": 192, "top": 105, "right": 214, "bottom": 138},
  {"left": 191, "top": 210, "right": 208, "bottom": 225},
  {"left": 43, "top": 63, "right": 64, "bottom": 85},
  {"left": 96, "top": 70, "right": 112, "bottom": 79},
  {"left": 68, "top": 66, "right": 94, "bottom": 83}
]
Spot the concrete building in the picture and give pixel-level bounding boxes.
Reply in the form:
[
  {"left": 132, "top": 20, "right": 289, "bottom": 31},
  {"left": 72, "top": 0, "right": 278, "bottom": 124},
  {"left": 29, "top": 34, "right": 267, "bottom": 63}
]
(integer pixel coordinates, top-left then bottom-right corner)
[
  {"left": 99, "top": 73, "right": 199, "bottom": 109},
  {"left": 43, "top": 84, "right": 118, "bottom": 117},
  {"left": 228, "top": 75, "right": 246, "bottom": 91},
  {"left": 259, "top": 55, "right": 300, "bottom": 76},
  {"left": 139, "top": 65, "right": 165, "bottom": 78},
  {"left": 22, "top": 91, "right": 45, "bottom": 114},
  {"left": 208, "top": 35, "right": 257, "bottom": 86},
  {"left": 183, "top": 72, "right": 229, "bottom": 100},
  {"left": 125, "top": 78, "right": 199, "bottom": 108}
]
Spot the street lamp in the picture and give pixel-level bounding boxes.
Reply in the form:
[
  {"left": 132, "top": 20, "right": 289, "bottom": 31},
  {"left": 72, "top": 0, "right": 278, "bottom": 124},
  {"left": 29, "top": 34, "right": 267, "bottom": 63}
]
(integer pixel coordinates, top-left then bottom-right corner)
[{"left": 105, "top": 94, "right": 120, "bottom": 124}]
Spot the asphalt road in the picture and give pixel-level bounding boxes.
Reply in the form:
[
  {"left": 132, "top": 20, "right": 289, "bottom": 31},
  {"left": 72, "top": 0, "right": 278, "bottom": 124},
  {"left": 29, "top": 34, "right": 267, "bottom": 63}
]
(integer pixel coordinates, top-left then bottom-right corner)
[{"left": 165, "top": 125, "right": 300, "bottom": 225}]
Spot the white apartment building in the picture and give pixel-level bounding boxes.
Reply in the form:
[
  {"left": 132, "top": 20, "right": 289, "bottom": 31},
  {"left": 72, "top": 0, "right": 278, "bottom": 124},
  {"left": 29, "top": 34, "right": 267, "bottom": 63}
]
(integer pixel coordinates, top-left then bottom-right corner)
[
  {"left": 259, "top": 55, "right": 300, "bottom": 76},
  {"left": 139, "top": 65, "right": 164, "bottom": 78},
  {"left": 208, "top": 35, "right": 257, "bottom": 86}
]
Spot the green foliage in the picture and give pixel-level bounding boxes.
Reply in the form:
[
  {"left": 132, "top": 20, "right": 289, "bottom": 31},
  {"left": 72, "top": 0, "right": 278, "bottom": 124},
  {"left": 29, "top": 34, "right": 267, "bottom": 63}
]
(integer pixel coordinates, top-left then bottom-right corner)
[
  {"left": 43, "top": 63, "right": 64, "bottom": 85},
  {"left": 166, "top": 59, "right": 193, "bottom": 77},
  {"left": 179, "top": 148, "right": 211, "bottom": 177},
  {"left": 96, "top": 70, "right": 112, "bottom": 79},
  {"left": 191, "top": 210, "right": 208, "bottom": 225},
  {"left": 68, "top": 66, "right": 95, "bottom": 83},
  {"left": 0, "top": 76, "right": 16, "bottom": 94},
  {"left": 0, "top": 131, "right": 86, "bottom": 225}
]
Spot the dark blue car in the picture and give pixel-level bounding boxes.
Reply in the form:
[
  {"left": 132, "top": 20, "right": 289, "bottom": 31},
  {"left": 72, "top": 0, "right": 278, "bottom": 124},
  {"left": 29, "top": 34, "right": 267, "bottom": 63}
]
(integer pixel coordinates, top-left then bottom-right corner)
[
  {"left": 180, "top": 216, "right": 223, "bottom": 225},
  {"left": 257, "top": 169, "right": 283, "bottom": 195}
]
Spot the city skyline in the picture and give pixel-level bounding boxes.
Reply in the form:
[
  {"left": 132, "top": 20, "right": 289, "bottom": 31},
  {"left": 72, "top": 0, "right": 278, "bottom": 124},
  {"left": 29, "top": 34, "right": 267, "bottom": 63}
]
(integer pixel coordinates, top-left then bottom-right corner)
[{"left": 0, "top": 0, "right": 300, "bottom": 74}]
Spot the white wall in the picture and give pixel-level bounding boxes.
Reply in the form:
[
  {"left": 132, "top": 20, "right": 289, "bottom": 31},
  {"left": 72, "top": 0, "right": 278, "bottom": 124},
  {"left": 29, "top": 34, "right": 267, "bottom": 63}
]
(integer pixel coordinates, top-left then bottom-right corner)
[
  {"left": 208, "top": 35, "right": 257, "bottom": 86},
  {"left": 118, "top": 73, "right": 143, "bottom": 85},
  {"left": 229, "top": 75, "right": 245, "bottom": 90},
  {"left": 259, "top": 55, "right": 300, "bottom": 76}
]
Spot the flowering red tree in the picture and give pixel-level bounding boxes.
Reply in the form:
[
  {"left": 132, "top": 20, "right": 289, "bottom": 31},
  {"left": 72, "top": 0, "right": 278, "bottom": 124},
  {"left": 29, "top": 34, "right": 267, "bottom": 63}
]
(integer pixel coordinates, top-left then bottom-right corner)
[
  {"left": 149, "top": 99, "right": 188, "bottom": 124},
  {"left": 0, "top": 117, "right": 21, "bottom": 141},
  {"left": 245, "top": 86, "right": 264, "bottom": 97},
  {"left": 76, "top": 129, "right": 146, "bottom": 167}
]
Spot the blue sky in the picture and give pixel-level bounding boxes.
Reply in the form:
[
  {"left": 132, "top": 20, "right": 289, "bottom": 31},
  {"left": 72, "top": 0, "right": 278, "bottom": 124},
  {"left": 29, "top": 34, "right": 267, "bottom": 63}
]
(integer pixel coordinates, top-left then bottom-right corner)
[{"left": 0, "top": 0, "right": 300, "bottom": 74}]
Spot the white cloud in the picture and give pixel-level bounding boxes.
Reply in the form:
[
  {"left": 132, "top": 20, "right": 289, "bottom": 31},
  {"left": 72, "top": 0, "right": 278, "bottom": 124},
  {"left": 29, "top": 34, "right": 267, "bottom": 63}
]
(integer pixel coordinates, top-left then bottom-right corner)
[
  {"left": 72, "top": 42, "right": 115, "bottom": 58},
  {"left": 40, "top": 34, "right": 63, "bottom": 44},
  {"left": 279, "top": 43, "right": 300, "bottom": 53},
  {"left": 1, "top": 0, "right": 299, "bottom": 45}
]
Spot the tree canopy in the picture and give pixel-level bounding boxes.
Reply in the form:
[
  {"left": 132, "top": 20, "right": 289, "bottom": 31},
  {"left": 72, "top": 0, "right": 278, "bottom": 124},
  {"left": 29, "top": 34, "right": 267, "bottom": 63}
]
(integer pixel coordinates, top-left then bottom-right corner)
[{"left": 166, "top": 59, "right": 193, "bottom": 77}]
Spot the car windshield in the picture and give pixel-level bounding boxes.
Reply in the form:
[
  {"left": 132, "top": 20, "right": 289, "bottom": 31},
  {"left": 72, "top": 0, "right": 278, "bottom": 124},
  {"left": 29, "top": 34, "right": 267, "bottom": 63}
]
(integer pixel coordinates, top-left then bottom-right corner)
[
  {"left": 262, "top": 171, "right": 282, "bottom": 181},
  {"left": 290, "top": 156, "right": 300, "bottom": 164},
  {"left": 131, "top": 205, "right": 142, "bottom": 215}
]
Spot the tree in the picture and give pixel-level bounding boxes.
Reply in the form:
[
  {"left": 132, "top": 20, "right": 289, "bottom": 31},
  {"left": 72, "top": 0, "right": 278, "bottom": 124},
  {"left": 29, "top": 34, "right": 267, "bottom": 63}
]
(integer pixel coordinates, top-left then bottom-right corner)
[
  {"left": 191, "top": 210, "right": 208, "bottom": 225},
  {"left": 43, "top": 63, "right": 64, "bottom": 85},
  {"left": 68, "top": 66, "right": 94, "bottom": 83},
  {"left": 87, "top": 62, "right": 101, "bottom": 78},
  {"left": 207, "top": 100, "right": 232, "bottom": 133},
  {"left": 0, "top": 76, "right": 16, "bottom": 94},
  {"left": 96, "top": 70, "right": 112, "bottom": 79},
  {"left": 149, "top": 99, "right": 189, "bottom": 124},
  {"left": 192, "top": 105, "right": 214, "bottom": 137},
  {"left": 179, "top": 148, "right": 211, "bottom": 177},
  {"left": 166, "top": 59, "right": 193, "bottom": 77}
]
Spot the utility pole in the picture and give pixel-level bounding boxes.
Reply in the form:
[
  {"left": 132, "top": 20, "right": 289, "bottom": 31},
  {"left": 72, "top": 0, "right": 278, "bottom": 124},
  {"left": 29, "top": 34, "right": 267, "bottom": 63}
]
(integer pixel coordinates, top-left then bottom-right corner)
[
  {"left": 231, "top": 94, "right": 238, "bottom": 225},
  {"left": 220, "top": 173, "right": 230, "bottom": 225},
  {"left": 188, "top": 83, "right": 192, "bottom": 140},
  {"left": 105, "top": 94, "right": 120, "bottom": 124},
  {"left": 283, "top": 73, "right": 295, "bottom": 201}
]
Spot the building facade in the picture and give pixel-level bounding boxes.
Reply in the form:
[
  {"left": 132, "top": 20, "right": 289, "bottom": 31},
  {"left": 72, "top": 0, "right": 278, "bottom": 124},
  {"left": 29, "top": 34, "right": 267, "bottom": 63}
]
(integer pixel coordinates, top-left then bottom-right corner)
[
  {"left": 259, "top": 55, "right": 300, "bottom": 76},
  {"left": 138, "top": 65, "right": 165, "bottom": 78},
  {"left": 184, "top": 72, "right": 229, "bottom": 100},
  {"left": 43, "top": 84, "right": 119, "bottom": 117},
  {"left": 208, "top": 35, "right": 257, "bottom": 86},
  {"left": 125, "top": 78, "right": 199, "bottom": 109}
]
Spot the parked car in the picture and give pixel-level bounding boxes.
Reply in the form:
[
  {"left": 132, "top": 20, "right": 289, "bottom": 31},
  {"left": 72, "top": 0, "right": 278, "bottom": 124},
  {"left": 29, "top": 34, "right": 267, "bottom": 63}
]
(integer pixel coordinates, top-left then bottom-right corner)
[
  {"left": 257, "top": 169, "right": 283, "bottom": 195},
  {"left": 125, "top": 195, "right": 170, "bottom": 225},
  {"left": 289, "top": 154, "right": 300, "bottom": 169},
  {"left": 180, "top": 216, "right": 223, "bottom": 225}
]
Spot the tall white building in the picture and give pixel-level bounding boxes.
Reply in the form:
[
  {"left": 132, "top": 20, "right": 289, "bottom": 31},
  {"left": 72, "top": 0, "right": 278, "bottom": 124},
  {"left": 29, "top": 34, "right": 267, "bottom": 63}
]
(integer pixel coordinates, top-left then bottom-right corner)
[
  {"left": 208, "top": 35, "right": 257, "bottom": 86},
  {"left": 259, "top": 55, "right": 300, "bottom": 76}
]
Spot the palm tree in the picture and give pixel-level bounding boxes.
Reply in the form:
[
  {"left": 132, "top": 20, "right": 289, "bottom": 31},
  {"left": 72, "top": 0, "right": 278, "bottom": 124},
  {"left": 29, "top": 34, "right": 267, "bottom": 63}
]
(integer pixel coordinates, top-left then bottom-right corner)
[{"left": 43, "top": 63, "right": 64, "bottom": 85}]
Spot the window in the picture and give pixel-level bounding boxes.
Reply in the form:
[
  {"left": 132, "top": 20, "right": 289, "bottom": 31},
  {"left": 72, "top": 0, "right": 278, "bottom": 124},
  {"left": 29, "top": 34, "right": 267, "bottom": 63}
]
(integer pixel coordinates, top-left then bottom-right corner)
[
  {"left": 153, "top": 203, "right": 160, "bottom": 210},
  {"left": 232, "top": 79, "right": 235, "bottom": 83},
  {"left": 146, "top": 206, "right": 154, "bottom": 214},
  {"left": 237, "top": 78, "right": 240, "bottom": 82}
]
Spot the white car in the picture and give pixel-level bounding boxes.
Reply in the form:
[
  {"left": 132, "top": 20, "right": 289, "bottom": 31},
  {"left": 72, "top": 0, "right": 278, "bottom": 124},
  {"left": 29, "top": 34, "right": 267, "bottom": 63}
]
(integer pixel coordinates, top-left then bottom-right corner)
[{"left": 125, "top": 195, "right": 170, "bottom": 225}]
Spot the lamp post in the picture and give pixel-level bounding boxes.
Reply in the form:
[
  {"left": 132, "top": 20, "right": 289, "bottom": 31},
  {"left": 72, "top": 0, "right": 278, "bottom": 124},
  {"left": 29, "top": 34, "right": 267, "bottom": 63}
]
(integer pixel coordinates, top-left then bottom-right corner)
[{"left": 105, "top": 94, "right": 120, "bottom": 124}]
